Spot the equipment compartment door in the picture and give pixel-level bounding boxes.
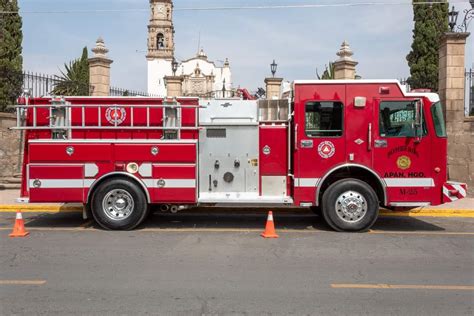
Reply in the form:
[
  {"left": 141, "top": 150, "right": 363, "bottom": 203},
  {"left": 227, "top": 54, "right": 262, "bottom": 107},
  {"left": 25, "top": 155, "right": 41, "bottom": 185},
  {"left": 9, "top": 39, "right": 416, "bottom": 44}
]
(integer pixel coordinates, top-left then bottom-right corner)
[
  {"left": 293, "top": 84, "right": 346, "bottom": 206},
  {"left": 198, "top": 126, "right": 259, "bottom": 195},
  {"left": 28, "top": 164, "right": 85, "bottom": 203},
  {"left": 259, "top": 125, "right": 288, "bottom": 197}
]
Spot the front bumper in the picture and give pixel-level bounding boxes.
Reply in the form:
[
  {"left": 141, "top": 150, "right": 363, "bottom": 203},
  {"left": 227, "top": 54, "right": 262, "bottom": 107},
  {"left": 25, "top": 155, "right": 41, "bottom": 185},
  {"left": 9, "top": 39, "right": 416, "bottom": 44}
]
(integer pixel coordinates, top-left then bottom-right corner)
[{"left": 443, "top": 182, "right": 468, "bottom": 203}]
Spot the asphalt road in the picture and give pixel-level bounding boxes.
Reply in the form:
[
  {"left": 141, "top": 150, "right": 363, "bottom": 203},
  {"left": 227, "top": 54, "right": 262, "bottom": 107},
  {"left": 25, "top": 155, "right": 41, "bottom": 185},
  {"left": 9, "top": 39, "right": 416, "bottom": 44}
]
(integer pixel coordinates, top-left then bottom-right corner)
[{"left": 1, "top": 212, "right": 473, "bottom": 315}]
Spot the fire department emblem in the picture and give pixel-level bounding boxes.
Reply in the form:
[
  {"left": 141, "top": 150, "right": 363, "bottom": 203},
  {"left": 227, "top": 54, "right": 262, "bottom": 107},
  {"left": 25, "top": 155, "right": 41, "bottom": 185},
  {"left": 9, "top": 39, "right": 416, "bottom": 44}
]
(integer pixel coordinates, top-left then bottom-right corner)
[
  {"left": 106, "top": 107, "right": 127, "bottom": 126},
  {"left": 397, "top": 155, "right": 411, "bottom": 170},
  {"left": 318, "top": 141, "right": 336, "bottom": 159}
]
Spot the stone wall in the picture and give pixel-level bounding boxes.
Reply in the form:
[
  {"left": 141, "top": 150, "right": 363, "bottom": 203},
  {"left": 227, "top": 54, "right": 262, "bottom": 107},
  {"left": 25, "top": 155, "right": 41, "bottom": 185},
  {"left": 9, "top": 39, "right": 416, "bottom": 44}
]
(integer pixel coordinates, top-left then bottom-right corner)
[
  {"left": 438, "top": 32, "right": 473, "bottom": 196},
  {"left": 0, "top": 113, "right": 21, "bottom": 179},
  {"left": 447, "top": 117, "right": 474, "bottom": 196}
]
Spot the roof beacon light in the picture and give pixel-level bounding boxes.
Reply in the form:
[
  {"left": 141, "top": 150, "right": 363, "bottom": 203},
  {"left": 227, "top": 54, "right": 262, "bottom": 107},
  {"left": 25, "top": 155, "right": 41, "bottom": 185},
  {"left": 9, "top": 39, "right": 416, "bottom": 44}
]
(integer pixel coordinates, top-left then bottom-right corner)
[{"left": 354, "top": 97, "right": 367, "bottom": 108}]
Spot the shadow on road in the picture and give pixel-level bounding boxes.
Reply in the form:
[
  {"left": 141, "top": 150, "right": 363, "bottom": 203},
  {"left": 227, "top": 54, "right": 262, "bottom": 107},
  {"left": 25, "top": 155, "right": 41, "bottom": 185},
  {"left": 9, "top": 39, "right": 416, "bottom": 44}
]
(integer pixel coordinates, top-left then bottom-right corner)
[{"left": 0, "top": 208, "right": 452, "bottom": 233}]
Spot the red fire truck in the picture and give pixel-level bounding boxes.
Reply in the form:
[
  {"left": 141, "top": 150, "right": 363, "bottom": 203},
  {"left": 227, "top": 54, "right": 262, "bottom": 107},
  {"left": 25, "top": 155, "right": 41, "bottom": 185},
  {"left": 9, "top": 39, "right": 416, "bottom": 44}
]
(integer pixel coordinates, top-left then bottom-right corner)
[{"left": 14, "top": 80, "right": 467, "bottom": 232}]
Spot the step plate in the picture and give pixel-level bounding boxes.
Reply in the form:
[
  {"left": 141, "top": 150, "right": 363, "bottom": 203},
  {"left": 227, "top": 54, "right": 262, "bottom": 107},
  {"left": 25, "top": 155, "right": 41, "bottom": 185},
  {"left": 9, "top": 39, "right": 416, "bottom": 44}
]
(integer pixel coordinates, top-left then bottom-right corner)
[{"left": 198, "top": 192, "right": 294, "bottom": 205}]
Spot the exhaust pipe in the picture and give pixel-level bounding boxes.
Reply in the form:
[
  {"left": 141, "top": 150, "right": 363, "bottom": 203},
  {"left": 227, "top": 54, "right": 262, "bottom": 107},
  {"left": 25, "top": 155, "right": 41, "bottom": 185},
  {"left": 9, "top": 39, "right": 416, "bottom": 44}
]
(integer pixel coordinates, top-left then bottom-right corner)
[
  {"left": 170, "top": 205, "right": 179, "bottom": 214},
  {"left": 160, "top": 204, "right": 170, "bottom": 213}
]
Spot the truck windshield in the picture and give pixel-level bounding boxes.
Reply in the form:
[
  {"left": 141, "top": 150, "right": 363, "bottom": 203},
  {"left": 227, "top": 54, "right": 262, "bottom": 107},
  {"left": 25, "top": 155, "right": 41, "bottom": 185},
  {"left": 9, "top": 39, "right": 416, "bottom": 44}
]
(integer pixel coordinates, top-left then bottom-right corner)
[{"left": 431, "top": 102, "right": 447, "bottom": 137}]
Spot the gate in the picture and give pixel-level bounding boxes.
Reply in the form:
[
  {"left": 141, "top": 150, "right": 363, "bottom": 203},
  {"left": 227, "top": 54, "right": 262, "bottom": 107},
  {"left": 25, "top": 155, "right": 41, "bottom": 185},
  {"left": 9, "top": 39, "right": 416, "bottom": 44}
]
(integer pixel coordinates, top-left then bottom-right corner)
[{"left": 466, "top": 68, "right": 474, "bottom": 116}]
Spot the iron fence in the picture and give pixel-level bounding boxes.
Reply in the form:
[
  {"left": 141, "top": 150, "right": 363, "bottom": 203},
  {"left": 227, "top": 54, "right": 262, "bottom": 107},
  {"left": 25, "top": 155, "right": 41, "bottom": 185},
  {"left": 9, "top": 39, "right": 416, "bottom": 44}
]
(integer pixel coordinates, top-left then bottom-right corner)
[
  {"left": 466, "top": 68, "right": 474, "bottom": 116},
  {"left": 109, "top": 87, "right": 152, "bottom": 97},
  {"left": 22, "top": 71, "right": 63, "bottom": 97},
  {"left": 22, "top": 71, "right": 152, "bottom": 98},
  {"left": 399, "top": 78, "right": 411, "bottom": 93}
]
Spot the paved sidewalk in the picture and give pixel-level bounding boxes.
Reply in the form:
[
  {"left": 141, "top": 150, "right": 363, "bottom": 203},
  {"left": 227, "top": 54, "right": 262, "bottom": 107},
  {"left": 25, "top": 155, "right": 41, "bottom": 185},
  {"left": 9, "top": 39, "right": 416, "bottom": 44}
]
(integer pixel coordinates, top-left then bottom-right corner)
[
  {"left": 0, "top": 189, "right": 22, "bottom": 205},
  {"left": 417, "top": 198, "right": 474, "bottom": 210}
]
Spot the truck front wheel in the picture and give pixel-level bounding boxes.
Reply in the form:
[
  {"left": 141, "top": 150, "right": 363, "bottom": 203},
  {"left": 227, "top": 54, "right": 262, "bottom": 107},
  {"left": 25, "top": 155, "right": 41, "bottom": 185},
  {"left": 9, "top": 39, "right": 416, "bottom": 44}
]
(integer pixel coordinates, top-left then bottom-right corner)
[
  {"left": 91, "top": 178, "right": 148, "bottom": 230},
  {"left": 322, "top": 179, "right": 379, "bottom": 232}
]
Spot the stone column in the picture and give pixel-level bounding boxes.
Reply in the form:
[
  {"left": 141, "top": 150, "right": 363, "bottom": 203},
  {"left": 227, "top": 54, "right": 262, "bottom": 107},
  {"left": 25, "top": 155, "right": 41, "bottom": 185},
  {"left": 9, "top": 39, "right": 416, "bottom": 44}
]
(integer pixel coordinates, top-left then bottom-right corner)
[
  {"left": 333, "top": 41, "right": 358, "bottom": 80},
  {"left": 88, "top": 37, "right": 113, "bottom": 96},
  {"left": 164, "top": 75, "right": 184, "bottom": 97},
  {"left": 265, "top": 77, "right": 283, "bottom": 100},
  {"left": 438, "top": 32, "right": 473, "bottom": 194}
]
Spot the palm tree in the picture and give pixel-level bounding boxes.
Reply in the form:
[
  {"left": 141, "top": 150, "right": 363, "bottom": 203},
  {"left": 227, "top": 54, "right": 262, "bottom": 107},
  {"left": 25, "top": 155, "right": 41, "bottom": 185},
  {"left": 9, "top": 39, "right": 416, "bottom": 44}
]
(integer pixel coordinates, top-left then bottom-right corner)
[
  {"left": 316, "top": 62, "right": 335, "bottom": 80},
  {"left": 52, "top": 47, "right": 90, "bottom": 96}
]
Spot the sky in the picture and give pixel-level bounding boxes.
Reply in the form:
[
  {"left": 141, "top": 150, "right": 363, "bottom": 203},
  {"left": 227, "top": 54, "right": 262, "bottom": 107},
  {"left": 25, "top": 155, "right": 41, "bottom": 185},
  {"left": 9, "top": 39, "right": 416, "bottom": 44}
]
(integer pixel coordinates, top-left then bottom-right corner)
[{"left": 19, "top": 0, "right": 474, "bottom": 93}]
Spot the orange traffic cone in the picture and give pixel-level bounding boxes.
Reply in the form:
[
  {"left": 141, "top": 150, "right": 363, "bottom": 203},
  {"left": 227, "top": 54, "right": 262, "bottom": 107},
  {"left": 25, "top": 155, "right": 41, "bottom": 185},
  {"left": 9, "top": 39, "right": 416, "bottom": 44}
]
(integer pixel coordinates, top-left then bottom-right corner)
[
  {"left": 9, "top": 211, "right": 29, "bottom": 238},
  {"left": 261, "top": 211, "right": 279, "bottom": 238}
]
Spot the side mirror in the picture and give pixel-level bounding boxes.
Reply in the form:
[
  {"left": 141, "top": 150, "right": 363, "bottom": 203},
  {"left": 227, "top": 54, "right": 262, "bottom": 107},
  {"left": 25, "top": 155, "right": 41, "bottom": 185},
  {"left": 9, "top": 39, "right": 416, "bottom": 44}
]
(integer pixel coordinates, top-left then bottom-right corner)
[{"left": 414, "top": 100, "right": 423, "bottom": 141}]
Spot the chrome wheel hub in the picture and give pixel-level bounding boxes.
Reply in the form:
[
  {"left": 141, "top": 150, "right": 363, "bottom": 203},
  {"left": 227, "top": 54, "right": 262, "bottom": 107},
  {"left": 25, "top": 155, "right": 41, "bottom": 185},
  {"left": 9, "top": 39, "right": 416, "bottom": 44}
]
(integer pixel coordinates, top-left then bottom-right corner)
[
  {"left": 335, "top": 191, "right": 367, "bottom": 223},
  {"left": 102, "top": 189, "right": 134, "bottom": 221}
]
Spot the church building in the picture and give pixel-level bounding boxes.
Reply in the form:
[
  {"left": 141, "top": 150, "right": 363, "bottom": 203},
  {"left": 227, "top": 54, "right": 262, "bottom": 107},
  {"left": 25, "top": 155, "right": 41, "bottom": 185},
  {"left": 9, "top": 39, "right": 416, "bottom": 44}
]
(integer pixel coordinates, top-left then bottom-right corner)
[{"left": 147, "top": 0, "right": 233, "bottom": 97}]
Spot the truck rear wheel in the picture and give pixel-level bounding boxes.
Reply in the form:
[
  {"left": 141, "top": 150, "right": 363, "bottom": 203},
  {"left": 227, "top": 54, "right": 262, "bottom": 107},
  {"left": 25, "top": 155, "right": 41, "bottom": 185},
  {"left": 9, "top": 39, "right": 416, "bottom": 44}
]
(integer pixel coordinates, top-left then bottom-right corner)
[
  {"left": 322, "top": 179, "right": 379, "bottom": 232},
  {"left": 91, "top": 178, "right": 148, "bottom": 230}
]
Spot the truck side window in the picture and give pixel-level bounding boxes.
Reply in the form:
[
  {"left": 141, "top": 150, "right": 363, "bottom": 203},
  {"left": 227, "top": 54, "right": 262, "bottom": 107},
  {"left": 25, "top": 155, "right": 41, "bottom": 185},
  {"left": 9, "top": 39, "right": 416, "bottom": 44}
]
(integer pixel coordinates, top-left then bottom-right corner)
[
  {"left": 431, "top": 102, "right": 447, "bottom": 137},
  {"left": 379, "top": 101, "right": 427, "bottom": 138},
  {"left": 305, "top": 101, "right": 343, "bottom": 137}
]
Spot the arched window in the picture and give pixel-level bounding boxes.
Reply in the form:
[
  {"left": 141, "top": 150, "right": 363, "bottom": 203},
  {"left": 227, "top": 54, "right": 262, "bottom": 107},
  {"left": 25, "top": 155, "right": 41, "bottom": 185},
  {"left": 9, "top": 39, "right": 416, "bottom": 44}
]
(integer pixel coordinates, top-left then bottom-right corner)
[{"left": 157, "top": 33, "right": 165, "bottom": 49}]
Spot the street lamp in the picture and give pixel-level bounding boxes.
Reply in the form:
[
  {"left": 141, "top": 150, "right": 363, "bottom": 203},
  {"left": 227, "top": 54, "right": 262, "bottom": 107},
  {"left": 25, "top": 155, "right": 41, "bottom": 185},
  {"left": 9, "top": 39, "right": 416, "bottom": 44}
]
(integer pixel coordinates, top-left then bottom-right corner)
[
  {"left": 172, "top": 58, "right": 178, "bottom": 76},
  {"left": 271, "top": 60, "right": 277, "bottom": 78},
  {"left": 448, "top": 6, "right": 459, "bottom": 32}
]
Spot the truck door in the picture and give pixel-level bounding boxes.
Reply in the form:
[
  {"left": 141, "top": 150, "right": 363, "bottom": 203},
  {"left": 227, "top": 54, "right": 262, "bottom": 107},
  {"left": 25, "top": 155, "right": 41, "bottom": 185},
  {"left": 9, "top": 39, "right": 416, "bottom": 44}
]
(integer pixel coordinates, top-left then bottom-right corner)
[
  {"left": 373, "top": 99, "right": 433, "bottom": 205},
  {"left": 293, "top": 84, "right": 346, "bottom": 206}
]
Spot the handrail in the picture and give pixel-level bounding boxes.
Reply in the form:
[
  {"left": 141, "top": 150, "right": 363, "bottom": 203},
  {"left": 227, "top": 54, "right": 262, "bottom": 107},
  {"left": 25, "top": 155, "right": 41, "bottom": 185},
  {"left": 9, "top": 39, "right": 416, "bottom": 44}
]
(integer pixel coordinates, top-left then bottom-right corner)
[
  {"left": 12, "top": 104, "right": 205, "bottom": 109},
  {"left": 11, "top": 103, "right": 202, "bottom": 134},
  {"left": 10, "top": 126, "right": 201, "bottom": 131}
]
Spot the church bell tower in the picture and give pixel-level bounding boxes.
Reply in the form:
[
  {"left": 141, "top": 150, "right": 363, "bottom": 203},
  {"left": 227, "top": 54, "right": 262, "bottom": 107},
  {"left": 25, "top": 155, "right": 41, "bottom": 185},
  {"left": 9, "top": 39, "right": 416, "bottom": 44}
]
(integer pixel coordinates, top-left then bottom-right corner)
[
  {"left": 147, "top": 0, "right": 175, "bottom": 60},
  {"left": 147, "top": 0, "right": 175, "bottom": 95}
]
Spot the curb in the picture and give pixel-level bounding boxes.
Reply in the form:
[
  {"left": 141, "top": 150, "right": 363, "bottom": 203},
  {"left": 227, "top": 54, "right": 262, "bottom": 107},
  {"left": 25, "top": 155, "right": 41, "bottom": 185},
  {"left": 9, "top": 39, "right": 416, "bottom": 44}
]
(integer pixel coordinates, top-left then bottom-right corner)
[
  {"left": 0, "top": 205, "right": 82, "bottom": 213},
  {"left": 379, "top": 209, "right": 474, "bottom": 218},
  {"left": 0, "top": 205, "right": 473, "bottom": 217}
]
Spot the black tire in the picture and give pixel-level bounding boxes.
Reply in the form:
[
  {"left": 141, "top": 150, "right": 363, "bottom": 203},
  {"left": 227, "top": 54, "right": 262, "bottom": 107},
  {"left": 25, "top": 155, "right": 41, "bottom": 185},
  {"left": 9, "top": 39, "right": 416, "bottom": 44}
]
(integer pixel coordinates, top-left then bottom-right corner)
[
  {"left": 91, "top": 178, "right": 148, "bottom": 230},
  {"left": 322, "top": 179, "right": 379, "bottom": 232}
]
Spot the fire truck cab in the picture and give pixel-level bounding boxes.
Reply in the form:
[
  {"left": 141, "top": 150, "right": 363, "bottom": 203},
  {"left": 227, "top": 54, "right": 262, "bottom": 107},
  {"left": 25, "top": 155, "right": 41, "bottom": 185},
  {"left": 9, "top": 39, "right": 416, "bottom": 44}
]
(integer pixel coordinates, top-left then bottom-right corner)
[{"left": 15, "top": 80, "right": 467, "bottom": 232}]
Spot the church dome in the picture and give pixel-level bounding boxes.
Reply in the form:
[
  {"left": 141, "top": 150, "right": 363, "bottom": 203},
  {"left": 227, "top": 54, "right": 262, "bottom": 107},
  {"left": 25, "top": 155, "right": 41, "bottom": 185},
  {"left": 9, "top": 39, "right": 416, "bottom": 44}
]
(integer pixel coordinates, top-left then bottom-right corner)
[{"left": 197, "top": 48, "right": 208, "bottom": 60}]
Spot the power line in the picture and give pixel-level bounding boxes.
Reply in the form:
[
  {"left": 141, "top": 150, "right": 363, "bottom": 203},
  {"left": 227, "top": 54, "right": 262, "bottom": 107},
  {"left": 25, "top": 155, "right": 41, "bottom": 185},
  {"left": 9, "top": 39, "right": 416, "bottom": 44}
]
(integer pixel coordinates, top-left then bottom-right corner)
[{"left": 0, "top": 1, "right": 465, "bottom": 15}]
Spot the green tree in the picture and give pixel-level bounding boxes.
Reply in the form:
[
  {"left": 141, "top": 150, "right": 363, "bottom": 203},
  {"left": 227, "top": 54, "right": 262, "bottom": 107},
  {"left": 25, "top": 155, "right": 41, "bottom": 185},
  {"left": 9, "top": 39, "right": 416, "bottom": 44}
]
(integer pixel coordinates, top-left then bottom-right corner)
[
  {"left": 53, "top": 47, "right": 90, "bottom": 96},
  {"left": 0, "top": 0, "right": 23, "bottom": 112},
  {"left": 317, "top": 62, "right": 335, "bottom": 80},
  {"left": 406, "top": 0, "right": 449, "bottom": 92}
]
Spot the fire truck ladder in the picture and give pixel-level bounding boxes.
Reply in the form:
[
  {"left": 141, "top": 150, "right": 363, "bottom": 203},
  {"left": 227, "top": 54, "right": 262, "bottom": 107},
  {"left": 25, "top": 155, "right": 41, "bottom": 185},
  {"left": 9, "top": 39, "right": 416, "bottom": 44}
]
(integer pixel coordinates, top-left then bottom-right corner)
[{"left": 11, "top": 97, "right": 201, "bottom": 140}]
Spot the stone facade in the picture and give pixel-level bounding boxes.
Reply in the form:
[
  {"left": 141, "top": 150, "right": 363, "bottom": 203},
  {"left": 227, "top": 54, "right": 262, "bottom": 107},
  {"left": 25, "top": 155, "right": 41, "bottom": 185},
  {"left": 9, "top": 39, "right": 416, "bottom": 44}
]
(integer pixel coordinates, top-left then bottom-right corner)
[
  {"left": 333, "top": 41, "right": 358, "bottom": 80},
  {"left": 265, "top": 77, "right": 283, "bottom": 100},
  {"left": 179, "top": 52, "right": 233, "bottom": 98},
  {"left": 0, "top": 113, "right": 21, "bottom": 179},
  {"left": 438, "top": 32, "right": 474, "bottom": 196},
  {"left": 164, "top": 75, "right": 184, "bottom": 97},
  {"left": 147, "top": 0, "right": 174, "bottom": 61},
  {"left": 89, "top": 38, "right": 113, "bottom": 97},
  {"left": 147, "top": 0, "right": 233, "bottom": 97}
]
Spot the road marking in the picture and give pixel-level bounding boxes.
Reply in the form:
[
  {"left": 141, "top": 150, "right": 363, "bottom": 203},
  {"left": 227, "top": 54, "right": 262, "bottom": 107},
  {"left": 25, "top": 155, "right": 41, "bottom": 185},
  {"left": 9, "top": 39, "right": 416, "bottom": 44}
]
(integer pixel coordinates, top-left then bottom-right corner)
[
  {"left": 331, "top": 284, "right": 474, "bottom": 291},
  {"left": 0, "top": 206, "right": 474, "bottom": 218},
  {"left": 0, "top": 280, "right": 46, "bottom": 285}
]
